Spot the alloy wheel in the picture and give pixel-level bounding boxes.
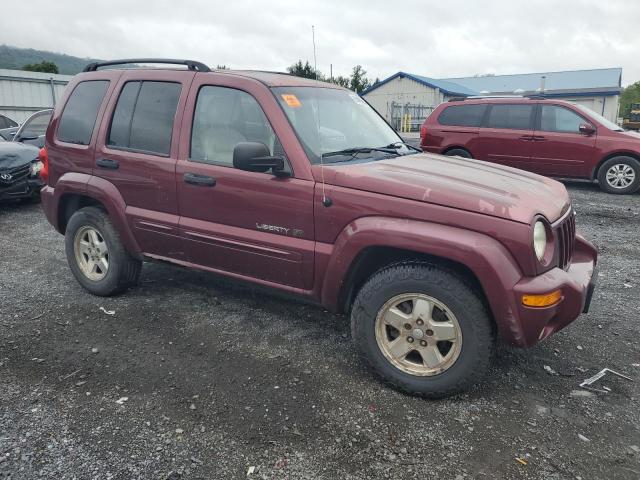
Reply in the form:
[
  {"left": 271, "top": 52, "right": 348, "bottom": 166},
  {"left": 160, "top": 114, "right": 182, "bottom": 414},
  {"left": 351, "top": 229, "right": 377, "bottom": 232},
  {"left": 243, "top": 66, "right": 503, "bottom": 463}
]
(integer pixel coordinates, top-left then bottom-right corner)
[
  {"left": 605, "top": 163, "right": 636, "bottom": 189},
  {"left": 375, "top": 293, "right": 462, "bottom": 376},
  {"left": 74, "top": 226, "right": 109, "bottom": 281}
]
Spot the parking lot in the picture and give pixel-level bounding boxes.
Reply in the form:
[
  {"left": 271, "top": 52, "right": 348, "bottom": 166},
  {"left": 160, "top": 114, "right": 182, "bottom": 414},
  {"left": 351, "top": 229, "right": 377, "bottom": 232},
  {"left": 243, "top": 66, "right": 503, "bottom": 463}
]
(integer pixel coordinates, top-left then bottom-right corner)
[{"left": 0, "top": 181, "right": 638, "bottom": 480}]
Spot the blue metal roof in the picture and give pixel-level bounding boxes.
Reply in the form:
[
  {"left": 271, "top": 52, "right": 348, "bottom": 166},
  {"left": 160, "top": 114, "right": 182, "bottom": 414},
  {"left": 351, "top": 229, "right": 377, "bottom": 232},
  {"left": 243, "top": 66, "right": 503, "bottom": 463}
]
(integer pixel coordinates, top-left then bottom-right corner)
[
  {"left": 361, "top": 71, "right": 477, "bottom": 96},
  {"left": 362, "top": 68, "right": 623, "bottom": 98},
  {"left": 443, "top": 68, "right": 622, "bottom": 94}
]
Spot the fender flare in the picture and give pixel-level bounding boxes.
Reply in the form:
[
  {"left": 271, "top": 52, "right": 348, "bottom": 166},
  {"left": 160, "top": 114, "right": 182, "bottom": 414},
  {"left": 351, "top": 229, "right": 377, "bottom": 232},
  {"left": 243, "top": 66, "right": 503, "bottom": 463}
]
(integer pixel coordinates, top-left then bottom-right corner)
[
  {"left": 47, "top": 174, "right": 142, "bottom": 257},
  {"left": 85, "top": 175, "right": 142, "bottom": 256},
  {"left": 320, "top": 216, "right": 527, "bottom": 345}
]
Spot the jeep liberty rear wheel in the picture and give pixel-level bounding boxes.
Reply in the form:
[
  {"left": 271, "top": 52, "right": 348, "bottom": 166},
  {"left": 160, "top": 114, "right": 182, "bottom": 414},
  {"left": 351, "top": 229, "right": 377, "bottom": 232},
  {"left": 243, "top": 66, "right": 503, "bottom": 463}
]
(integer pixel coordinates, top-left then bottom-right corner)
[
  {"left": 351, "top": 262, "right": 495, "bottom": 398},
  {"left": 65, "top": 207, "right": 141, "bottom": 296},
  {"left": 597, "top": 156, "right": 640, "bottom": 194}
]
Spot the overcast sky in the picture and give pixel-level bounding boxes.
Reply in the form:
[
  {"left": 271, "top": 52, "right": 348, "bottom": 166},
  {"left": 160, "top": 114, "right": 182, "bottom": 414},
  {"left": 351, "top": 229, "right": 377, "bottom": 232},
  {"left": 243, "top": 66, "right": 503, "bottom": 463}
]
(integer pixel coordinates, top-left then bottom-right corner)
[{"left": 2, "top": 0, "right": 639, "bottom": 85}]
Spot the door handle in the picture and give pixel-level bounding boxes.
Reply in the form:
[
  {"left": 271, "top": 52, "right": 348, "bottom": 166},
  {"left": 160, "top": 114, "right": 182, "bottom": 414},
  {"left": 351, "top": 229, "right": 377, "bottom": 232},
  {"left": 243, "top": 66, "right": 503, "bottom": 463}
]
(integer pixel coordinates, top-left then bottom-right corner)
[
  {"left": 518, "top": 135, "right": 534, "bottom": 141},
  {"left": 532, "top": 135, "right": 547, "bottom": 141},
  {"left": 96, "top": 158, "right": 119, "bottom": 170},
  {"left": 184, "top": 173, "right": 216, "bottom": 187}
]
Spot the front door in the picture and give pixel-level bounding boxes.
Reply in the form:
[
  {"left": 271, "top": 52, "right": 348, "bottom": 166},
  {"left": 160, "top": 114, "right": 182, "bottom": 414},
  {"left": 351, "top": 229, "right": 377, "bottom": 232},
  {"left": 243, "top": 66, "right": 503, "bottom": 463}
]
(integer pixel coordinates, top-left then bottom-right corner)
[
  {"left": 176, "top": 82, "right": 315, "bottom": 290},
  {"left": 529, "top": 104, "right": 597, "bottom": 177},
  {"left": 475, "top": 103, "right": 536, "bottom": 171},
  {"left": 94, "top": 71, "right": 194, "bottom": 259}
]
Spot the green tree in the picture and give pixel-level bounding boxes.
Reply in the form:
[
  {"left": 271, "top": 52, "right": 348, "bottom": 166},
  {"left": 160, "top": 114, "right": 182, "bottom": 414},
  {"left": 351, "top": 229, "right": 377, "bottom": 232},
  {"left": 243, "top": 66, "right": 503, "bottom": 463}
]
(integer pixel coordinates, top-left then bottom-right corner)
[
  {"left": 349, "top": 65, "right": 371, "bottom": 93},
  {"left": 619, "top": 81, "right": 640, "bottom": 119},
  {"left": 330, "top": 75, "right": 350, "bottom": 88},
  {"left": 287, "top": 60, "right": 322, "bottom": 80},
  {"left": 22, "top": 60, "right": 58, "bottom": 74}
]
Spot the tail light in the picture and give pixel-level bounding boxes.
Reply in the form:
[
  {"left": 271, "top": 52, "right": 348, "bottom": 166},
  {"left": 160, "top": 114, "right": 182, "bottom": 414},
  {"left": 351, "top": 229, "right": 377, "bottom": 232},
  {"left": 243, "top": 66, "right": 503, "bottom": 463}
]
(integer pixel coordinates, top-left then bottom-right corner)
[
  {"left": 420, "top": 124, "right": 427, "bottom": 142},
  {"left": 38, "top": 147, "right": 49, "bottom": 184}
]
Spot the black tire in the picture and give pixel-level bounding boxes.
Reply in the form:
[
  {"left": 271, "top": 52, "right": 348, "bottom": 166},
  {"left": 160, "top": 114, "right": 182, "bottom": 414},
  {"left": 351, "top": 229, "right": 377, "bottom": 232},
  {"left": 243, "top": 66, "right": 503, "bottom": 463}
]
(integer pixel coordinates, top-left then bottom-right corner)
[
  {"left": 65, "top": 206, "right": 141, "bottom": 296},
  {"left": 351, "top": 262, "right": 495, "bottom": 398},
  {"left": 596, "top": 156, "right": 640, "bottom": 194},
  {"left": 444, "top": 148, "right": 472, "bottom": 158}
]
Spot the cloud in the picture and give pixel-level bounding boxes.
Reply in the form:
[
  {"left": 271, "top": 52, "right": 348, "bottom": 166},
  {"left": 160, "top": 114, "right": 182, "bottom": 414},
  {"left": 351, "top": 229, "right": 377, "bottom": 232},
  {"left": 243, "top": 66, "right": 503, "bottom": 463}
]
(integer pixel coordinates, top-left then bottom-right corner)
[{"left": 1, "top": 0, "right": 638, "bottom": 85}]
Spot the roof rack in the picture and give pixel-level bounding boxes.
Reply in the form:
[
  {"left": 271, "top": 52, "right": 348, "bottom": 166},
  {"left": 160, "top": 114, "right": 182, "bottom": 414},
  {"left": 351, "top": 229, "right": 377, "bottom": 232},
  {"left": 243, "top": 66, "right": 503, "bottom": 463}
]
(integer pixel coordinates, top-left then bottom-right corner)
[
  {"left": 83, "top": 58, "right": 211, "bottom": 73},
  {"left": 448, "top": 95, "right": 527, "bottom": 102},
  {"left": 466, "top": 95, "right": 524, "bottom": 99}
]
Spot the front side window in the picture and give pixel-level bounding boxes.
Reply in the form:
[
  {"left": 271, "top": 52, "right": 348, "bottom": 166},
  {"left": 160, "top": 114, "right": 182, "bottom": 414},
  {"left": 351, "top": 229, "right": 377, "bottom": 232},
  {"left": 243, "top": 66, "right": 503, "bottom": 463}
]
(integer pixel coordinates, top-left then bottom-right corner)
[
  {"left": 486, "top": 104, "right": 534, "bottom": 130},
  {"left": 273, "top": 87, "right": 412, "bottom": 164},
  {"left": 540, "top": 105, "right": 588, "bottom": 133},
  {"left": 190, "top": 86, "right": 280, "bottom": 166},
  {"left": 438, "top": 104, "right": 487, "bottom": 127},
  {"left": 108, "top": 81, "right": 181, "bottom": 156},
  {"left": 58, "top": 80, "right": 109, "bottom": 145}
]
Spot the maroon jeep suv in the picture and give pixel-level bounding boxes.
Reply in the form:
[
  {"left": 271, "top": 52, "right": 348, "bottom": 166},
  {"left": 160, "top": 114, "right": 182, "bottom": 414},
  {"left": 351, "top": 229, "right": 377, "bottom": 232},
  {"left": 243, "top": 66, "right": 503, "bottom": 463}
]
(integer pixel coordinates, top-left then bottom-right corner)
[
  {"left": 421, "top": 97, "right": 640, "bottom": 194},
  {"left": 40, "top": 59, "right": 598, "bottom": 397}
]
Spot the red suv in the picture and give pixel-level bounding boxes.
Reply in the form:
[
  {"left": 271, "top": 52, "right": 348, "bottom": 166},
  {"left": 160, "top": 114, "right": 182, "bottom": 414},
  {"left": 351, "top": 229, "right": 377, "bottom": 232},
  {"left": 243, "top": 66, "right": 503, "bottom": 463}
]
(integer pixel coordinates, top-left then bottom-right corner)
[
  {"left": 40, "top": 59, "right": 597, "bottom": 398},
  {"left": 421, "top": 97, "right": 640, "bottom": 194}
]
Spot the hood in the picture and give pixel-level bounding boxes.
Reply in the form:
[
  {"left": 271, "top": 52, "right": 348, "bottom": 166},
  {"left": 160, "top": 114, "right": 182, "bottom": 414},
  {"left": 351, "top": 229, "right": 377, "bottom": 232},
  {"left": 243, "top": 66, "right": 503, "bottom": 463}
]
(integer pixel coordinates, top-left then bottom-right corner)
[
  {"left": 619, "top": 130, "right": 640, "bottom": 140},
  {"left": 319, "top": 153, "right": 570, "bottom": 224},
  {"left": 0, "top": 142, "right": 39, "bottom": 171}
]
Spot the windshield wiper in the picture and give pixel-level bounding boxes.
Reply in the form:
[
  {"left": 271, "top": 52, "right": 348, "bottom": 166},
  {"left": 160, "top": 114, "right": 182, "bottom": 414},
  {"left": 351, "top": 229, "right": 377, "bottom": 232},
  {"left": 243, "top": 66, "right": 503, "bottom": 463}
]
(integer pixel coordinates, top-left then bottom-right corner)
[
  {"left": 383, "top": 141, "right": 422, "bottom": 153},
  {"left": 321, "top": 147, "right": 399, "bottom": 159}
]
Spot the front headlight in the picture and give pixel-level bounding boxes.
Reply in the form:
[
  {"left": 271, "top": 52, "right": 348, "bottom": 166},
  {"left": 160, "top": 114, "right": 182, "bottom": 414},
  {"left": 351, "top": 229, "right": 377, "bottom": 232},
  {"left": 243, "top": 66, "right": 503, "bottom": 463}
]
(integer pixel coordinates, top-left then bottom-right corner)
[
  {"left": 533, "top": 221, "right": 547, "bottom": 261},
  {"left": 30, "top": 161, "right": 43, "bottom": 177}
]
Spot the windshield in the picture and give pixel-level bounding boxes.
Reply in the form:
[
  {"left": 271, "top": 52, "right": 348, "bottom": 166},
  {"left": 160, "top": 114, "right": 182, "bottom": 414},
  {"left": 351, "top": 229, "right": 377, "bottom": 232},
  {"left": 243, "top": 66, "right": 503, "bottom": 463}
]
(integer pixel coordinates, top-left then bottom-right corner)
[
  {"left": 573, "top": 104, "right": 623, "bottom": 131},
  {"left": 273, "top": 87, "right": 412, "bottom": 164}
]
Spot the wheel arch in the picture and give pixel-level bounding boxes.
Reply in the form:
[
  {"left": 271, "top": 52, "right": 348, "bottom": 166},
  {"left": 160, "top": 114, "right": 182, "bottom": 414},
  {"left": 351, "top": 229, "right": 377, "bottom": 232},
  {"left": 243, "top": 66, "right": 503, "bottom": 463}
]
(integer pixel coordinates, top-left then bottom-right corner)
[
  {"left": 52, "top": 175, "right": 142, "bottom": 258},
  {"left": 320, "top": 216, "right": 527, "bottom": 345},
  {"left": 592, "top": 151, "right": 640, "bottom": 180},
  {"left": 442, "top": 145, "right": 473, "bottom": 157},
  {"left": 338, "top": 246, "right": 487, "bottom": 315}
]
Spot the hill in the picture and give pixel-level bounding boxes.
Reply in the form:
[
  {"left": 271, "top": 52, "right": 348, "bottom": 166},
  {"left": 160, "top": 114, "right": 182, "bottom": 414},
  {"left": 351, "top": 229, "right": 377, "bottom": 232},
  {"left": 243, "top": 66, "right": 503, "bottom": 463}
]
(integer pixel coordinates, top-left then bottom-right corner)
[{"left": 0, "top": 45, "right": 100, "bottom": 75}]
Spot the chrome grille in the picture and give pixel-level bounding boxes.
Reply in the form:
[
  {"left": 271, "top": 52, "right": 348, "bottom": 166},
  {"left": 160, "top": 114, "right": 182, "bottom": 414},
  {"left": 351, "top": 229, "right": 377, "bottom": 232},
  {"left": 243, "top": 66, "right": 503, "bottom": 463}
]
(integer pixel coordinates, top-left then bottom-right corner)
[
  {"left": 0, "top": 164, "right": 30, "bottom": 185},
  {"left": 555, "top": 210, "right": 576, "bottom": 270}
]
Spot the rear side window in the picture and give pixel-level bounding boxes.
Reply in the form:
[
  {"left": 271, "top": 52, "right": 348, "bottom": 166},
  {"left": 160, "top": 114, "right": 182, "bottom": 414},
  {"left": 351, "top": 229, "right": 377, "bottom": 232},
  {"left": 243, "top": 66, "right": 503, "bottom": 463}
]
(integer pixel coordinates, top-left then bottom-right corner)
[
  {"left": 108, "top": 81, "right": 181, "bottom": 156},
  {"left": 58, "top": 81, "right": 109, "bottom": 145},
  {"left": 437, "top": 104, "right": 487, "bottom": 127},
  {"left": 486, "top": 104, "right": 534, "bottom": 130},
  {"left": 540, "top": 105, "right": 585, "bottom": 133}
]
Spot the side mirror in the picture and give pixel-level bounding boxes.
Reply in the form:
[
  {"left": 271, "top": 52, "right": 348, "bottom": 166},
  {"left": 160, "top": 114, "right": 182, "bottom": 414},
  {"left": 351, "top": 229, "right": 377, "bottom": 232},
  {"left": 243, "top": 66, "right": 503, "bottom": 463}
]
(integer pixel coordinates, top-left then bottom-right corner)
[
  {"left": 579, "top": 123, "right": 596, "bottom": 135},
  {"left": 233, "top": 142, "right": 289, "bottom": 177},
  {"left": 15, "top": 132, "right": 39, "bottom": 142}
]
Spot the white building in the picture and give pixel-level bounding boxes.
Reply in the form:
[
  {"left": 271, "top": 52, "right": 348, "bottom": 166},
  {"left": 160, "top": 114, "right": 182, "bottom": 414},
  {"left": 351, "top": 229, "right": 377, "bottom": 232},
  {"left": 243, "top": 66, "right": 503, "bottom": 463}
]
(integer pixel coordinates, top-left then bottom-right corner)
[
  {"left": 363, "top": 68, "right": 623, "bottom": 130},
  {"left": 0, "top": 69, "right": 73, "bottom": 123}
]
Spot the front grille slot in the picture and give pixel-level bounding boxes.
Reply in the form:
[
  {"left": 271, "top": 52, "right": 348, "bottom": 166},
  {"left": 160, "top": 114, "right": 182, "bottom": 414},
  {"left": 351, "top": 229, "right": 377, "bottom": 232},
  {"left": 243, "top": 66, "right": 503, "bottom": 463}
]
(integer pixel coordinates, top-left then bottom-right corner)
[{"left": 555, "top": 211, "right": 576, "bottom": 270}]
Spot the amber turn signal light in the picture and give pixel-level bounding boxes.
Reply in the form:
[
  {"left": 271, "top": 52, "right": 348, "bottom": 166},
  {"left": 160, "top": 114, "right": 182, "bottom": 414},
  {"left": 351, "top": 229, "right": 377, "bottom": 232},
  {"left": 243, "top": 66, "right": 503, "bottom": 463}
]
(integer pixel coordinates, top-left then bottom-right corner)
[{"left": 522, "top": 290, "right": 562, "bottom": 307}]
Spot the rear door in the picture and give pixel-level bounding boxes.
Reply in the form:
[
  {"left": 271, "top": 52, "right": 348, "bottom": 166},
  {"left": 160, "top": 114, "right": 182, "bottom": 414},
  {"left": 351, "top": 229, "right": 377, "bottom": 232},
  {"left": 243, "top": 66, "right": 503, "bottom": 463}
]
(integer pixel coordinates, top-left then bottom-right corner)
[
  {"left": 426, "top": 103, "right": 486, "bottom": 154},
  {"left": 175, "top": 77, "right": 315, "bottom": 290},
  {"left": 94, "top": 70, "right": 194, "bottom": 259},
  {"left": 529, "top": 103, "right": 597, "bottom": 177},
  {"left": 475, "top": 103, "right": 536, "bottom": 171}
]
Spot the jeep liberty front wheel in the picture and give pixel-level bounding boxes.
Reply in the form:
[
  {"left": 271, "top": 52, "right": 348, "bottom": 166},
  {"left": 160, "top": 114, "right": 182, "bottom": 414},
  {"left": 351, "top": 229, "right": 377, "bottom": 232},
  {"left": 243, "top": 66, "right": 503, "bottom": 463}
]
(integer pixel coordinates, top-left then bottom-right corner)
[
  {"left": 351, "top": 262, "right": 495, "bottom": 398},
  {"left": 65, "top": 207, "right": 141, "bottom": 296}
]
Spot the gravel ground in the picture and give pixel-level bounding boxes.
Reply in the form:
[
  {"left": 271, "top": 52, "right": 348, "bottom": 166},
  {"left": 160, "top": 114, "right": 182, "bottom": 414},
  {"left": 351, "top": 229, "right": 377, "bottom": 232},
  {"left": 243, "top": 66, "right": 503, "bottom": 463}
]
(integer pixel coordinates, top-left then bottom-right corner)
[{"left": 0, "top": 182, "right": 639, "bottom": 480}]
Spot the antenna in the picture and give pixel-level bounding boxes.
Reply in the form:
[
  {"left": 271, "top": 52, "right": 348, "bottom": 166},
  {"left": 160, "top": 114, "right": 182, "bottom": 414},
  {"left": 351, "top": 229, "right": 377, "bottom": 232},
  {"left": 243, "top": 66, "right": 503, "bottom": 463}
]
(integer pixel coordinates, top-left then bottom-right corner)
[
  {"left": 312, "top": 25, "right": 318, "bottom": 80},
  {"left": 312, "top": 25, "right": 331, "bottom": 207}
]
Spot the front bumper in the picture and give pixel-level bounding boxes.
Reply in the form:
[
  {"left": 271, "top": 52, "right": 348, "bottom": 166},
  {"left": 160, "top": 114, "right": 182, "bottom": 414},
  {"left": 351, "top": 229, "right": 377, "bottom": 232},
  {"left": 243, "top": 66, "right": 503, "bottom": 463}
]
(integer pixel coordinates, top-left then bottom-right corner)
[
  {"left": 509, "top": 235, "right": 597, "bottom": 347},
  {"left": 0, "top": 177, "right": 43, "bottom": 201}
]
